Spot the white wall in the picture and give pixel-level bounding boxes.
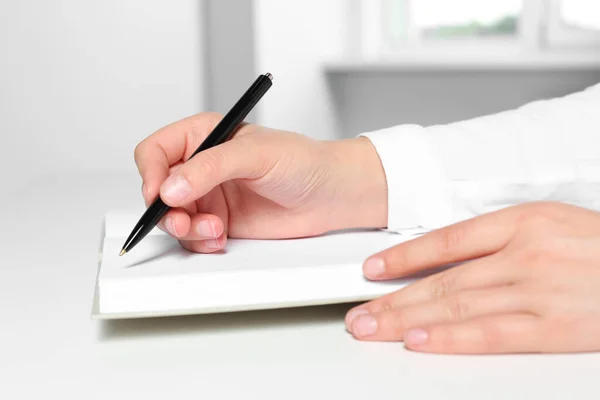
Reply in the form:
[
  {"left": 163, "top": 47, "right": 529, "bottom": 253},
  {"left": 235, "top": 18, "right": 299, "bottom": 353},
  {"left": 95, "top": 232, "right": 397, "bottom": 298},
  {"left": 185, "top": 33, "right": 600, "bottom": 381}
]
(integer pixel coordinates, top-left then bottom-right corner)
[
  {"left": 0, "top": 1, "right": 204, "bottom": 192},
  {"left": 253, "top": 0, "right": 346, "bottom": 140}
]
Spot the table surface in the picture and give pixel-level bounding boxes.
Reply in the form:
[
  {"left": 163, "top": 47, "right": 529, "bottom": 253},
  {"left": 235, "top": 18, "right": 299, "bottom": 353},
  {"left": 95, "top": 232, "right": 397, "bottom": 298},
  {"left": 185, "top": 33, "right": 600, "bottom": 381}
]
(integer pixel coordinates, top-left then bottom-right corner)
[{"left": 2, "top": 171, "right": 599, "bottom": 400}]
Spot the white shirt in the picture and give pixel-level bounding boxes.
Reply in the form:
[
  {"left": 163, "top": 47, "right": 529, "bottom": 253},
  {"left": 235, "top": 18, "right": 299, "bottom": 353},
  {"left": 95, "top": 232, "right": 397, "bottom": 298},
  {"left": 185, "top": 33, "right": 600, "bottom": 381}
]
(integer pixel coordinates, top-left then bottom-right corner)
[{"left": 360, "top": 82, "right": 600, "bottom": 233}]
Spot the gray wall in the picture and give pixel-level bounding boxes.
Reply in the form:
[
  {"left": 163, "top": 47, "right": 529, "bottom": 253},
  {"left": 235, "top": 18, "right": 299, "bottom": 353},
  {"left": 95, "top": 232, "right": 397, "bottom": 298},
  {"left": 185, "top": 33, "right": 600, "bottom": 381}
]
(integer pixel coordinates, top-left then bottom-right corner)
[
  {"left": 203, "top": 0, "right": 256, "bottom": 121},
  {"left": 327, "top": 69, "right": 600, "bottom": 137}
]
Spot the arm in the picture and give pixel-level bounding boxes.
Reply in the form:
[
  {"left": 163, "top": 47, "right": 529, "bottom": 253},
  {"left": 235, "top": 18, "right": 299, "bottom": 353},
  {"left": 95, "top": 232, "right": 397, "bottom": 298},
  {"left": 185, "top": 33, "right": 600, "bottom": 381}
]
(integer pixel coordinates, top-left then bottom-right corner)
[{"left": 361, "top": 82, "right": 600, "bottom": 232}]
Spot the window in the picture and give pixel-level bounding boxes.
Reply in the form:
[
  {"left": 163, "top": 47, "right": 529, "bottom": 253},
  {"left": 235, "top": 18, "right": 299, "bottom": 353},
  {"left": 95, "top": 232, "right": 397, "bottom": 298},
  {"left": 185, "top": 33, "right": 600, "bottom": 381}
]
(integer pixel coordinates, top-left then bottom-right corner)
[
  {"left": 353, "top": 0, "right": 600, "bottom": 59},
  {"left": 546, "top": 0, "right": 600, "bottom": 47},
  {"left": 386, "top": 0, "right": 522, "bottom": 43}
]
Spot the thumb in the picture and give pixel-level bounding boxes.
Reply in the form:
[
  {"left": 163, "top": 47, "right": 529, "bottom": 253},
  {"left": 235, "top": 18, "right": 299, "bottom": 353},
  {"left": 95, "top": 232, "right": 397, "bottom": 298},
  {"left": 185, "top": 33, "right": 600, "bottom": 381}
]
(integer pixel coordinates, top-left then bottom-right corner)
[{"left": 158, "top": 136, "right": 272, "bottom": 207}]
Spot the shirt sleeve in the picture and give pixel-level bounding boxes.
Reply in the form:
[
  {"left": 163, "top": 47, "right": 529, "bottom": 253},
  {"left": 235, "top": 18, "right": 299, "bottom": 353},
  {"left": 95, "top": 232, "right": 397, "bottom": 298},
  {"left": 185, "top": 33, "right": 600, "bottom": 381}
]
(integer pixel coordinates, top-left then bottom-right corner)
[{"left": 359, "top": 82, "right": 600, "bottom": 234}]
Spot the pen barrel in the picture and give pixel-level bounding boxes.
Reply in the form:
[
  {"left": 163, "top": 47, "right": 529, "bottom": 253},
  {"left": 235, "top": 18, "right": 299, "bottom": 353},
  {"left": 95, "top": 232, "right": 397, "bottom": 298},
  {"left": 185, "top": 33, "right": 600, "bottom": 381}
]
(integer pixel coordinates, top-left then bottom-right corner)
[{"left": 189, "top": 74, "right": 273, "bottom": 159}]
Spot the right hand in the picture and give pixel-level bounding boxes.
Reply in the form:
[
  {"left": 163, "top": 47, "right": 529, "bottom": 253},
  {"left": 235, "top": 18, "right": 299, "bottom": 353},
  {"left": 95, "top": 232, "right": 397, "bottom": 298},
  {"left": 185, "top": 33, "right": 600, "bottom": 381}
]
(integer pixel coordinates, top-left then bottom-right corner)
[{"left": 134, "top": 112, "right": 388, "bottom": 253}]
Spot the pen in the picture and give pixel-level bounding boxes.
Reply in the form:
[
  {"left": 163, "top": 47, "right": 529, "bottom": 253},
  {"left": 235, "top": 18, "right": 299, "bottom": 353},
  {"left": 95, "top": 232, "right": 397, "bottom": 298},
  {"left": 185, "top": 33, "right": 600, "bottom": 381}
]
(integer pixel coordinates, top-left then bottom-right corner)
[{"left": 119, "top": 72, "right": 273, "bottom": 256}]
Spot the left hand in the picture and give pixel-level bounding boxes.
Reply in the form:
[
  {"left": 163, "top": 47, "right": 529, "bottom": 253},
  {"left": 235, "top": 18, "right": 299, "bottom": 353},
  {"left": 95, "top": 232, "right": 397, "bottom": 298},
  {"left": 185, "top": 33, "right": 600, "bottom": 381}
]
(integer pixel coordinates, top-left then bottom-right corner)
[{"left": 345, "top": 201, "right": 600, "bottom": 354}]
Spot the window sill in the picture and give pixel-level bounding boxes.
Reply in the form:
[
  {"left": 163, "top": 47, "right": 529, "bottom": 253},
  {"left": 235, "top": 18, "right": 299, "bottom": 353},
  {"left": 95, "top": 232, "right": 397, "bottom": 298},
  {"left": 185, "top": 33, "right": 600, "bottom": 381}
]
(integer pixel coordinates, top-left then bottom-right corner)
[{"left": 323, "top": 49, "right": 600, "bottom": 72}]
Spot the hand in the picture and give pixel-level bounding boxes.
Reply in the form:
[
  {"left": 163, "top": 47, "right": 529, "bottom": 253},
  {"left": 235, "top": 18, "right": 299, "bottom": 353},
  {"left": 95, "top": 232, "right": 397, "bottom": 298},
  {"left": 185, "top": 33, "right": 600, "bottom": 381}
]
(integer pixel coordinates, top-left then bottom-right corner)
[
  {"left": 345, "top": 201, "right": 600, "bottom": 354},
  {"left": 134, "top": 112, "right": 388, "bottom": 252}
]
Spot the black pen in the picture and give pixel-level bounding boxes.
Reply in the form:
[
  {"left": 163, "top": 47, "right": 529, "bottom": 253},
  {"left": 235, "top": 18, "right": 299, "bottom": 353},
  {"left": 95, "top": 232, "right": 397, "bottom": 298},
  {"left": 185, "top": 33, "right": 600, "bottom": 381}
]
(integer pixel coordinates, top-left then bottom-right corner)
[{"left": 119, "top": 72, "right": 273, "bottom": 256}]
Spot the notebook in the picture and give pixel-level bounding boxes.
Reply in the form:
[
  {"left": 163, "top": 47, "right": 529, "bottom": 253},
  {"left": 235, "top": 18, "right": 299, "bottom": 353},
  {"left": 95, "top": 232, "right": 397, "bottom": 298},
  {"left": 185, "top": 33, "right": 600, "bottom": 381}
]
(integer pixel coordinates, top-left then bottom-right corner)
[{"left": 92, "top": 210, "right": 420, "bottom": 319}]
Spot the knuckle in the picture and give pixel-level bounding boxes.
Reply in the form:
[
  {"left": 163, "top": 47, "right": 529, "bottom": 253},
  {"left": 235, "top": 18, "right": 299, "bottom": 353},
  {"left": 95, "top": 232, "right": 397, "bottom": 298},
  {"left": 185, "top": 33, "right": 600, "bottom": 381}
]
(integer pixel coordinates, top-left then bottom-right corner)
[
  {"left": 186, "top": 113, "right": 226, "bottom": 148},
  {"left": 518, "top": 202, "right": 564, "bottom": 230},
  {"left": 199, "top": 150, "right": 226, "bottom": 181},
  {"left": 438, "top": 227, "right": 464, "bottom": 259},
  {"left": 519, "top": 239, "right": 557, "bottom": 273},
  {"left": 522, "top": 214, "right": 554, "bottom": 231},
  {"left": 533, "top": 201, "right": 568, "bottom": 216},
  {"left": 180, "top": 240, "right": 202, "bottom": 254},
  {"left": 436, "top": 327, "right": 456, "bottom": 350},
  {"left": 380, "top": 312, "right": 407, "bottom": 337},
  {"left": 445, "top": 295, "right": 471, "bottom": 321},
  {"left": 520, "top": 240, "right": 567, "bottom": 283},
  {"left": 520, "top": 241, "right": 546, "bottom": 265},
  {"left": 377, "top": 297, "right": 395, "bottom": 313},
  {"left": 385, "top": 247, "right": 409, "bottom": 273},
  {"left": 429, "top": 272, "right": 454, "bottom": 300},
  {"left": 204, "top": 111, "right": 224, "bottom": 120},
  {"left": 133, "top": 140, "right": 146, "bottom": 164},
  {"left": 192, "top": 111, "right": 224, "bottom": 130}
]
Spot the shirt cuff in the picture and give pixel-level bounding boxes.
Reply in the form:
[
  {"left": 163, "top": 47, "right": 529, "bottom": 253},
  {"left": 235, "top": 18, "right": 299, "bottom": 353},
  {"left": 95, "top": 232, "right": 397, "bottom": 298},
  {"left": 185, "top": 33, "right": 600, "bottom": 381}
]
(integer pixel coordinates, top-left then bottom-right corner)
[{"left": 359, "top": 125, "right": 454, "bottom": 234}]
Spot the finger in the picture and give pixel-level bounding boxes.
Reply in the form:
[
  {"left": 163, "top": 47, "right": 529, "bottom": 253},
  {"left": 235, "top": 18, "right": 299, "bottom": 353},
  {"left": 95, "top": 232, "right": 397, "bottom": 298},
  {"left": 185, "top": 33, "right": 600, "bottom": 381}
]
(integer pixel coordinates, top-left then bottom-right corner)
[
  {"left": 159, "top": 135, "right": 272, "bottom": 207},
  {"left": 362, "top": 206, "right": 524, "bottom": 280},
  {"left": 143, "top": 164, "right": 186, "bottom": 207},
  {"left": 173, "top": 187, "right": 229, "bottom": 241},
  {"left": 347, "top": 252, "right": 520, "bottom": 326},
  {"left": 134, "top": 112, "right": 224, "bottom": 202},
  {"left": 194, "top": 186, "right": 230, "bottom": 239},
  {"left": 349, "top": 286, "right": 529, "bottom": 341},
  {"left": 156, "top": 208, "right": 192, "bottom": 239},
  {"left": 404, "top": 313, "right": 541, "bottom": 354},
  {"left": 180, "top": 233, "right": 227, "bottom": 254},
  {"left": 174, "top": 213, "right": 225, "bottom": 241}
]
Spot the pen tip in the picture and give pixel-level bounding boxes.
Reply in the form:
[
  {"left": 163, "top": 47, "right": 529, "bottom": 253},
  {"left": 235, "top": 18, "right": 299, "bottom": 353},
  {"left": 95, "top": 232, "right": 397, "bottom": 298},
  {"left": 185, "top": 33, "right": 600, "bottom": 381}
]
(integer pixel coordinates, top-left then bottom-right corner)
[{"left": 119, "top": 249, "right": 126, "bottom": 257}]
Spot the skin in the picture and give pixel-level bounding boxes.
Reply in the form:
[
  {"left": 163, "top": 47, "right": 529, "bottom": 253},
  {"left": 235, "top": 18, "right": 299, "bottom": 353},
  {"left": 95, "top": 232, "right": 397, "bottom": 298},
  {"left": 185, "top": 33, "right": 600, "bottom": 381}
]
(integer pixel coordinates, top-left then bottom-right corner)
[
  {"left": 136, "top": 112, "right": 600, "bottom": 355},
  {"left": 347, "top": 201, "right": 600, "bottom": 354},
  {"left": 134, "top": 112, "right": 388, "bottom": 252}
]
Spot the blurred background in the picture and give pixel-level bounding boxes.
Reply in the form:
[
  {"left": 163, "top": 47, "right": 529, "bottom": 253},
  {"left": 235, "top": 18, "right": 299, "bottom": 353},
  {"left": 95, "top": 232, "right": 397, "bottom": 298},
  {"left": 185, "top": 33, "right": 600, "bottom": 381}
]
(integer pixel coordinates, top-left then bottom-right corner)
[{"left": 1, "top": 0, "right": 599, "bottom": 195}]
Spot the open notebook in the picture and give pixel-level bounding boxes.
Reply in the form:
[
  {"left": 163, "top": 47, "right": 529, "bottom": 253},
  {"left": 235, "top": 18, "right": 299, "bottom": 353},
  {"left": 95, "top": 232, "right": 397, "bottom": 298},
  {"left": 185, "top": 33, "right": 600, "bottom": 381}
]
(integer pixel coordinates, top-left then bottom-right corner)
[{"left": 92, "top": 210, "right": 419, "bottom": 319}]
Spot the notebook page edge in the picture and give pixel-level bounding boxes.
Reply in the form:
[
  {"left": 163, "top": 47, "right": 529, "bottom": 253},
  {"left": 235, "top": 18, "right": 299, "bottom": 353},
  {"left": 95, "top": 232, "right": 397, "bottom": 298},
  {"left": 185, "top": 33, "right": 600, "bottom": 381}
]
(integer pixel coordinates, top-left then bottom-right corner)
[{"left": 98, "top": 262, "right": 413, "bottom": 315}]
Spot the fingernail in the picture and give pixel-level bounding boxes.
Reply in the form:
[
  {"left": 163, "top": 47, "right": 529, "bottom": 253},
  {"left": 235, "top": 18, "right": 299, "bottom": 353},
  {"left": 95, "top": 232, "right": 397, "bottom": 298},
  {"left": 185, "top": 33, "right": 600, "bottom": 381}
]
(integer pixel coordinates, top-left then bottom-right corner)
[
  {"left": 206, "top": 239, "right": 221, "bottom": 250},
  {"left": 162, "top": 175, "right": 192, "bottom": 203},
  {"left": 165, "top": 217, "right": 178, "bottom": 237},
  {"left": 404, "top": 329, "right": 428, "bottom": 345},
  {"left": 197, "top": 220, "right": 217, "bottom": 238},
  {"left": 353, "top": 315, "right": 378, "bottom": 337},
  {"left": 363, "top": 257, "right": 385, "bottom": 278},
  {"left": 345, "top": 308, "right": 369, "bottom": 330}
]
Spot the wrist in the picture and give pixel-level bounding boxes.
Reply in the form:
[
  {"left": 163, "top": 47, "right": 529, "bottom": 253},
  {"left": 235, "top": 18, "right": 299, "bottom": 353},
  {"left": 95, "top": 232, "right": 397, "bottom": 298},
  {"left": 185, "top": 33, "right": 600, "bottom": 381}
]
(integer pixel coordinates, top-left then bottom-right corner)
[{"left": 326, "top": 136, "right": 388, "bottom": 231}]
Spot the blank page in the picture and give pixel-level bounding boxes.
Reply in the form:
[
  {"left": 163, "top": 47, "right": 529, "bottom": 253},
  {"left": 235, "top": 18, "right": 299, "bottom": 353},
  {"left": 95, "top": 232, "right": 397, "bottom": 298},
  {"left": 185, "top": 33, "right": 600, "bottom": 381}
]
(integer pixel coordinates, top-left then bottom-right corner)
[{"left": 96, "top": 210, "right": 417, "bottom": 318}]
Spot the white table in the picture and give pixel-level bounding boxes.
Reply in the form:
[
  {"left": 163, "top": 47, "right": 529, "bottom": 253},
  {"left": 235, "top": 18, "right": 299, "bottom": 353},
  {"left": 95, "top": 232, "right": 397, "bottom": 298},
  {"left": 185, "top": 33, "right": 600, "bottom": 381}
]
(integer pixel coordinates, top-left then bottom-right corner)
[{"left": 2, "top": 171, "right": 598, "bottom": 399}]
